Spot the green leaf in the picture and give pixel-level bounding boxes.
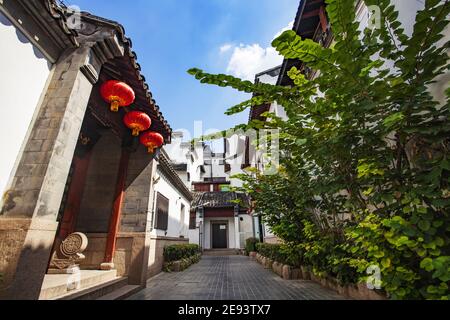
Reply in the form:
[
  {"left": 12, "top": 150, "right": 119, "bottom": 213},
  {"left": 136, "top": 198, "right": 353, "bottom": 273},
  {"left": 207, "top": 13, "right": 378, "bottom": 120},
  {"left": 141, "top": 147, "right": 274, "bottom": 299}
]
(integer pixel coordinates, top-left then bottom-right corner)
[
  {"left": 295, "top": 139, "right": 308, "bottom": 146},
  {"left": 383, "top": 112, "right": 405, "bottom": 128},
  {"left": 418, "top": 220, "right": 431, "bottom": 232},
  {"left": 420, "top": 258, "right": 434, "bottom": 272},
  {"left": 381, "top": 258, "right": 391, "bottom": 268}
]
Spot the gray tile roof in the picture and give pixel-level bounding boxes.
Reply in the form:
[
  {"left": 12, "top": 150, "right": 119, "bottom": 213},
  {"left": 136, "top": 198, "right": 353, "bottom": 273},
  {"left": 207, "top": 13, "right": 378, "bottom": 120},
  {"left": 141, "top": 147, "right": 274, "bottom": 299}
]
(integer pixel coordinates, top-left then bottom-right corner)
[{"left": 191, "top": 192, "right": 250, "bottom": 209}]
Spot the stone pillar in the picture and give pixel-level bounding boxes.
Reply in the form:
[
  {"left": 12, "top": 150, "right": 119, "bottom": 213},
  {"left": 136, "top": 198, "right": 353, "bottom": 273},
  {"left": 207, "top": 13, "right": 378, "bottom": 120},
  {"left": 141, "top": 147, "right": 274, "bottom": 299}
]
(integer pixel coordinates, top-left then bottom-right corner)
[
  {"left": 197, "top": 207, "right": 204, "bottom": 250},
  {"left": 0, "top": 46, "right": 96, "bottom": 300},
  {"left": 234, "top": 206, "right": 241, "bottom": 249},
  {"left": 116, "top": 148, "right": 157, "bottom": 285},
  {"left": 0, "top": 17, "right": 127, "bottom": 298}
]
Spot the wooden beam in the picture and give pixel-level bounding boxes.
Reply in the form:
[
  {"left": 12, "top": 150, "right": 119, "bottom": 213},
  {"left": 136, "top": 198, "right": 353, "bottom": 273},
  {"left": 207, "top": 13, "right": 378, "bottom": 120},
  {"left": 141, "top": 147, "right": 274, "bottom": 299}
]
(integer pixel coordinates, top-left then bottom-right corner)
[
  {"left": 319, "top": 6, "right": 329, "bottom": 32},
  {"left": 302, "top": 8, "right": 320, "bottom": 19}
]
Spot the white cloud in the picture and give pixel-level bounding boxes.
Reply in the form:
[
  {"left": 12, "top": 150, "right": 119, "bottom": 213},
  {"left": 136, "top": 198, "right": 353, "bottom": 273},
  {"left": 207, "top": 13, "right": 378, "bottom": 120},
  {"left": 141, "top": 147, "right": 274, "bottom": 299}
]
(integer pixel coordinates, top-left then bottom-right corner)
[
  {"left": 219, "top": 20, "right": 294, "bottom": 81},
  {"left": 226, "top": 44, "right": 282, "bottom": 81},
  {"left": 273, "top": 20, "right": 294, "bottom": 40},
  {"left": 220, "top": 43, "right": 233, "bottom": 54}
]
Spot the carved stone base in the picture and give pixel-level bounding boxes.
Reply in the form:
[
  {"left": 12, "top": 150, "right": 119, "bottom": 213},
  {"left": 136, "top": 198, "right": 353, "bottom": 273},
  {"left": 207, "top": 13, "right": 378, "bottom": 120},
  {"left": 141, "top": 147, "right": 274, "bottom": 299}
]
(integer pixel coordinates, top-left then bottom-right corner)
[
  {"left": 47, "top": 264, "right": 80, "bottom": 274},
  {"left": 48, "top": 232, "right": 88, "bottom": 273}
]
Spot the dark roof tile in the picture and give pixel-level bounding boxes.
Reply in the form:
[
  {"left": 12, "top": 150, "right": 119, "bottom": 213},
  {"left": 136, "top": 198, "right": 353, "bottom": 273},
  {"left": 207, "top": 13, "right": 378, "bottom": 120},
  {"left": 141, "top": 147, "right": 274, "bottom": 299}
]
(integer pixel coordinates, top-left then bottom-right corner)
[{"left": 191, "top": 192, "right": 250, "bottom": 209}]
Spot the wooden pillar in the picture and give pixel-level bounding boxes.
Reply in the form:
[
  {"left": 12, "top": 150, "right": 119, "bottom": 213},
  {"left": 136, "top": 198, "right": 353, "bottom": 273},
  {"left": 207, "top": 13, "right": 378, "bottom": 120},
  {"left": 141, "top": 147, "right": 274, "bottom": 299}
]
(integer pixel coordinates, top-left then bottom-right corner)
[
  {"left": 101, "top": 148, "right": 130, "bottom": 270},
  {"left": 58, "top": 154, "right": 92, "bottom": 239},
  {"left": 47, "top": 153, "right": 92, "bottom": 269}
]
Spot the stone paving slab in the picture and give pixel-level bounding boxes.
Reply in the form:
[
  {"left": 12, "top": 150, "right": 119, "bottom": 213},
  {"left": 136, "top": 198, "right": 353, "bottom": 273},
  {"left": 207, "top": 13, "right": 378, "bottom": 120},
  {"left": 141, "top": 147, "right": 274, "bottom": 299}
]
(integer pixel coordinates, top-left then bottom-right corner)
[{"left": 128, "top": 256, "right": 345, "bottom": 300}]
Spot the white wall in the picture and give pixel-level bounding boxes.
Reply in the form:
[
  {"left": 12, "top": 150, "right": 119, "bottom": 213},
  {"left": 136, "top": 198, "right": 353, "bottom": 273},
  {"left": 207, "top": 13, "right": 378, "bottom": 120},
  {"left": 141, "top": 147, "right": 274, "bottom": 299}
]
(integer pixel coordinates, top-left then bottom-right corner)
[
  {"left": 239, "top": 214, "right": 254, "bottom": 248},
  {"left": 163, "top": 132, "right": 190, "bottom": 164},
  {"left": 152, "top": 169, "right": 191, "bottom": 239},
  {"left": 0, "top": 12, "right": 52, "bottom": 197},
  {"left": 357, "top": 1, "right": 448, "bottom": 104},
  {"left": 188, "top": 228, "right": 200, "bottom": 246},
  {"left": 204, "top": 217, "right": 236, "bottom": 249},
  {"left": 252, "top": 215, "right": 262, "bottom": 240},
  {"left": 187, "top": 142, "right": 205, "bottom": 183}
]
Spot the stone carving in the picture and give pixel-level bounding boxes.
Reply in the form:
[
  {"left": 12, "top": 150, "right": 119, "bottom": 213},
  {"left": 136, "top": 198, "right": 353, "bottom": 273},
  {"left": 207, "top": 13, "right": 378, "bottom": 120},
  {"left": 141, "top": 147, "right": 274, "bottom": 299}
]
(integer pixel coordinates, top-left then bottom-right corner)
[{"left": 49, "top": 232, "right": 88, "bottom": 273}]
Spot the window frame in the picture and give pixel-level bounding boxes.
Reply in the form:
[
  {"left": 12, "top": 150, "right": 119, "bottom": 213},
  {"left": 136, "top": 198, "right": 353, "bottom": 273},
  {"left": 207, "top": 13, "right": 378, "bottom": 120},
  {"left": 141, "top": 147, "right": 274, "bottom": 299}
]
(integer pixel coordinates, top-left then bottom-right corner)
[{"left": 155, "top": 192, "right": 169, "bottom": 231}]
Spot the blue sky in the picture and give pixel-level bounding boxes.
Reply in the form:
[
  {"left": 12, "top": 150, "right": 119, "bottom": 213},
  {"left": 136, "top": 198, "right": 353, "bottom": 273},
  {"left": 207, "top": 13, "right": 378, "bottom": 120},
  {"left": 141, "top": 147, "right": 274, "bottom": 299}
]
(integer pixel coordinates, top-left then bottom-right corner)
[{"left": 69, "top": 0, "right": 299, "bottom": 138}]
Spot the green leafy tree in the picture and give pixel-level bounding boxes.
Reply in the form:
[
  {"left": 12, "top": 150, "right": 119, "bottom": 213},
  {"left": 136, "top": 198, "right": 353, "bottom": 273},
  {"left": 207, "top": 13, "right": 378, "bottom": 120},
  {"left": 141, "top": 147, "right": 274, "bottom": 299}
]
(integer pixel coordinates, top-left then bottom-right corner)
[{"left": 188, "top": 0, "right": 450, "bottom": 299}]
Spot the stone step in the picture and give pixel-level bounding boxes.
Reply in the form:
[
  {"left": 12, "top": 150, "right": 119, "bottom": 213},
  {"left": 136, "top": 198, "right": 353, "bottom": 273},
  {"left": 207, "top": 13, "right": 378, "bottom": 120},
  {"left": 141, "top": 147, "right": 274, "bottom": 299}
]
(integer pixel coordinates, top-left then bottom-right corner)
[
  {"left": 57, "top": 277, "right": 129, "bottom": 300},
  {"left": 39, "top": 270, "right": 118, "bottom": 300},
  {"left": 96, "top": 285, "right": 142, "bottom": 300},
  {"left": 203, "top": 249, "right": 241, "bottom": 256}
]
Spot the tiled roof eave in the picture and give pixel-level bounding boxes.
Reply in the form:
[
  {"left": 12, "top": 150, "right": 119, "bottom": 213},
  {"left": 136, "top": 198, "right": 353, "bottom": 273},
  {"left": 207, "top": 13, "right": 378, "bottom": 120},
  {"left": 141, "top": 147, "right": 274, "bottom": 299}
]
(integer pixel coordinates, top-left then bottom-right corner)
[
  {"left": 158, "top": 150, "right": 193, "bottom": 201},
  {"left": 77, "top": 12, "right": 173, "bottom": 141}
]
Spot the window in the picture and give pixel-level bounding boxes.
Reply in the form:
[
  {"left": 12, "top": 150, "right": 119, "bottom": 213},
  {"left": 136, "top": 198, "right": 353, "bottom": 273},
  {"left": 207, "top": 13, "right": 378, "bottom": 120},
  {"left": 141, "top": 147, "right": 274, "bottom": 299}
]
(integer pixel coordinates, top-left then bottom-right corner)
[
  {"left": 189, "top": 211, "right": 197, "bottom": 229},
  {"left": 187, "top": 172, "right": 190, "bottom": 182},
  {"left": 155, "top": 192, "right": 169, "bottom": 231}
]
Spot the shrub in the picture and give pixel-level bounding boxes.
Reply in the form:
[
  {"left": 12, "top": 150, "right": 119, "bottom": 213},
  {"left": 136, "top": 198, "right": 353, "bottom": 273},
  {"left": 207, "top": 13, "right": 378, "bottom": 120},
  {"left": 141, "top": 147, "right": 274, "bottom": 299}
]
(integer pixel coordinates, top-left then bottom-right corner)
[
  {"left": 164, "top": 244, "right": 200, "bottom": 262},
  {"left": 255, "top": 243, "right": 304, "bottom": 268},
  {"left": 245, "top": 237, "right": 260, "bottom": 253}
]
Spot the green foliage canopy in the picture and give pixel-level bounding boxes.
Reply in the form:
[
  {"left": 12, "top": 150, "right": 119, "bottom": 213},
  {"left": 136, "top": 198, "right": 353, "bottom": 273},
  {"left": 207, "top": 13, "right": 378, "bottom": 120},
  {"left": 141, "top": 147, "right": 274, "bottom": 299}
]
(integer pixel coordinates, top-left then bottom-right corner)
[{"left": 188, "top": 0, "right": 450, "bottom": 299}]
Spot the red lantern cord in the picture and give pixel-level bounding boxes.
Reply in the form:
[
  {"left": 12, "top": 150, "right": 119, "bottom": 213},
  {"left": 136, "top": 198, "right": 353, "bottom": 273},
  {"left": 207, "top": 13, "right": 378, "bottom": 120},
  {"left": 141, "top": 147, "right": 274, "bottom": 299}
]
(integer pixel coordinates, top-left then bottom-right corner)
[
  {"left": 123, "top": 111, "right": 152, "bottom": 137},
  {"left": 100, "top": 80, "right": 135, "bottom": 112},
  {"left": 140, "top": 131, "right": 164, "bottom": 154}
]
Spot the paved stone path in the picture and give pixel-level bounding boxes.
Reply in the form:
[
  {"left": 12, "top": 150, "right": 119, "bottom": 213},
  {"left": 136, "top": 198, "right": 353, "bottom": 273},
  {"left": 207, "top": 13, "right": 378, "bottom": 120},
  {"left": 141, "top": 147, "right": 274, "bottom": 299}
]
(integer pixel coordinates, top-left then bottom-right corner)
[{"left": 129, "top": 255, "right": 345, "bottom": 300}]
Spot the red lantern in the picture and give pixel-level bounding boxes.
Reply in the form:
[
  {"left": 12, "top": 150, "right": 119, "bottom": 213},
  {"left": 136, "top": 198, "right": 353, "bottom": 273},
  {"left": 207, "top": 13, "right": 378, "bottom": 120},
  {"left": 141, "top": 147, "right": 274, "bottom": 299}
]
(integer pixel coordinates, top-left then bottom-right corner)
[
  {"left": 140, "top": 131, "right": 164, "bottom": 154},
  {"left": 123, "top": 111, "right": 152, "bottom": 137},
  {"left": 100, "top": 80, "right": 135, "bottom": 112}
]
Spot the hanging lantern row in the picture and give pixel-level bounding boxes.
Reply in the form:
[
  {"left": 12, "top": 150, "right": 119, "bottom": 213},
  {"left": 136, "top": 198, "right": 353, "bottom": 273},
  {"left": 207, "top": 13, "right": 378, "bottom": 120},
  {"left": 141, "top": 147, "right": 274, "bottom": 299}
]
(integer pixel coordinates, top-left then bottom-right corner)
[
  {"left": 100, "top": 80, "right": 164, "bottom": 154},
  {"left": 123, "top": 111, "right": 164, "bottom": 153}
]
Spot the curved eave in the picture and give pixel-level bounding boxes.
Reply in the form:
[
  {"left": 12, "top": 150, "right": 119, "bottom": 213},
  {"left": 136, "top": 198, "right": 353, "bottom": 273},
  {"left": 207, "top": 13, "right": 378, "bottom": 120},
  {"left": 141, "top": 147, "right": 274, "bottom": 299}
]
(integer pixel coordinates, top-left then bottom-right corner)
[
  {"left": 277, "top": 0, "right": 325, "bottom": 86},
  {"left": 80, "top": 12, "right": 173, "bottom": 143},
  {"left": 45, "top": 0, "right": 79, "bottom": 47}
]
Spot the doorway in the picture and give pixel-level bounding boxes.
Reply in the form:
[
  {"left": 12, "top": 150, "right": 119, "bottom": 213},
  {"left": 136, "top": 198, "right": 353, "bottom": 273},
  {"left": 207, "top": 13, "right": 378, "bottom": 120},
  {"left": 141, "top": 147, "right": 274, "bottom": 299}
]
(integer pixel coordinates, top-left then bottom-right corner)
[{"left": 212, "top": 222, "right": 228, "bottom": 249}]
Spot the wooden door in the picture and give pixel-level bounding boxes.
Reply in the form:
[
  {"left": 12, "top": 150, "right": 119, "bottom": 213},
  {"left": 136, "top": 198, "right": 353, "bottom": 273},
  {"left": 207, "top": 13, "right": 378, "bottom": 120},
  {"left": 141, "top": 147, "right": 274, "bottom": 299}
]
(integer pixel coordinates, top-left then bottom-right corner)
[{"left": 212, "top": 223, "right": 228, "bottom": 249}]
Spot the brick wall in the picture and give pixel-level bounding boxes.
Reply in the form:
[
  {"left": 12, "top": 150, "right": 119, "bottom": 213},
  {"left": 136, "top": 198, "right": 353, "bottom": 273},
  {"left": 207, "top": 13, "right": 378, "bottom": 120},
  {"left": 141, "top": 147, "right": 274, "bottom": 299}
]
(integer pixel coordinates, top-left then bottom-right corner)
[{"left": 121, "top": 148, "right": 155, "bottom": 233}]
